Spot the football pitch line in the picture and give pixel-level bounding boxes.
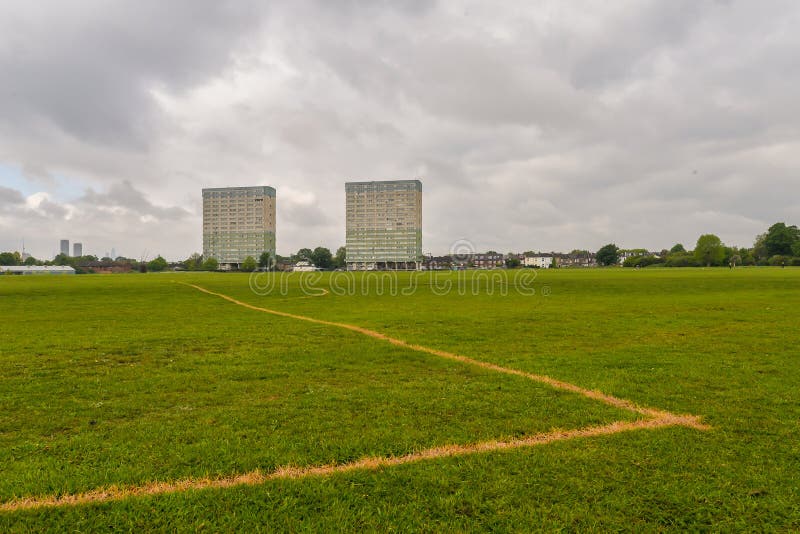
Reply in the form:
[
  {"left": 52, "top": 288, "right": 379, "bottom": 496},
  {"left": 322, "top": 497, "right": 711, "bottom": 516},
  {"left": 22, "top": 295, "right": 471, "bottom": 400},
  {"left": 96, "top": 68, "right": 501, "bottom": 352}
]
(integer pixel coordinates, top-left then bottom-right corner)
[
  {"left": 0, "top": 283, "right": 709, "bottom": 512},
  {"left": 183, "top": 283, "right": 708, "bottom": 427}
]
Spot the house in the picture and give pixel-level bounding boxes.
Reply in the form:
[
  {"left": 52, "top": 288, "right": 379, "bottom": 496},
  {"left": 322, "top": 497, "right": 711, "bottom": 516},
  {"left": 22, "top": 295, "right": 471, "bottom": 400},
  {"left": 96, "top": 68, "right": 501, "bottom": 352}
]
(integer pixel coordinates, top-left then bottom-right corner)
[
  {"left": 523, "top": 255, "right": 554, "bottom": 268},
  {"left": 559, "top": 252, "right": 597, "bottom": 268},
  {"left": 458, "top": 253, "right": 504, "bottom": 269}
]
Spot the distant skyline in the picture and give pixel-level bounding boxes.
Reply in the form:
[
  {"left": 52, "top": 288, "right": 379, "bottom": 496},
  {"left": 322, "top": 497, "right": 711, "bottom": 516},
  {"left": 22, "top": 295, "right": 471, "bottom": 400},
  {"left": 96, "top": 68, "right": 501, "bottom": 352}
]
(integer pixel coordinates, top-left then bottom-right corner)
[{"left": 1, "top": 1, "right": 799, "bottom": 260}]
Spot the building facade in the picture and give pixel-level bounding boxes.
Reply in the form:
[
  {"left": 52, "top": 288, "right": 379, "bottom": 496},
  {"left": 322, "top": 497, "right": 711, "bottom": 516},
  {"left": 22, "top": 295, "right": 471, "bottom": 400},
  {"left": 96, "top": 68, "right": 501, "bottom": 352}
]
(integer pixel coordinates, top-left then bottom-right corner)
[
  {"left": 454, "top": 253, "right": 505, "bottom": 269},
  {"left": 523, "top": 255, "right": 554, "bottom": 268},
  {"left": 345, "top": 180, "right": 422, "bottom": 270},
  {"left": 202, "top": 186, "right": 276, "bottom": 269}
]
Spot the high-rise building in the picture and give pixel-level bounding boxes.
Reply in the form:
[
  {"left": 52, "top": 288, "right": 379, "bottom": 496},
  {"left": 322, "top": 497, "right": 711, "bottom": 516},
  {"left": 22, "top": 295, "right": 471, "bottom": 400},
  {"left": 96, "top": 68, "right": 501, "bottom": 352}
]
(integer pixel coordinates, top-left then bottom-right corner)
[
  {"left": 345, "top": 179, "right": 422, "bottom": 270},
  {"left": 73, "top": 243, "right": 83, "bottom": 257},
  {"left": 60, "top": 239, "right": 69, "bottom": 256},
  {"left": 202, "top": 186, "right": 276, "bottom": 268}
]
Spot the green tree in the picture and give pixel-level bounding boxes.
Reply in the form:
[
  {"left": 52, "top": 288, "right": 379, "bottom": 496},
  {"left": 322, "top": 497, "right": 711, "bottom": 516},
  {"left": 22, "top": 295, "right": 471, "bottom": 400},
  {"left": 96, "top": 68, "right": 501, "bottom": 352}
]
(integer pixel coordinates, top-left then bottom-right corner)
[
  {"left": 0, "top": 252, "right": 19, "bottom": 265},
  {"left": 52, "top": 253, "right": 73, "bottom": 266},
  {"left": 792, "top": 241, "right": 800, "bottom": 257},
  {"left": 764, "top": 222, "right": 800, "bottom": 257},
  {"left": 23, "top": 255, "right": 39, "bottom": 266},
  {"left": 505, "top": 257, "right": 521, "bottom": 268},
  {"left": 202, "top": 257, "right": 218, "bottom": 271},
  {"left": 258, "top": 252, "right": 272, "bottom": 270},
  {"left": 184, "top": 253, "right": 203, "bottom": 271},
  {"left": 333, "top": 246, "right": 347, "bottom": 269},
  {"left": 752, "top": 233, "right": 768, "bottom": 263},
  {"left": 310, "top": 247, "right": 333, "bottom": 269},
  {"left": 147, "top": 256, "right": 168, "bottom": 272},
  {"left": 596, "top": 244, "right": 620, "bottom": 266},
  {"left": 294, "top": 248, "right": 313, "bottom": 262},
  {"left": 670, "top": 243, "right": 686, "bottom": 254},
  {"left": 694, "top": 234, "right": 725, "bottom": 267},
  {"left": 241, "top": 256, "right": 257, "bottom": 272}
]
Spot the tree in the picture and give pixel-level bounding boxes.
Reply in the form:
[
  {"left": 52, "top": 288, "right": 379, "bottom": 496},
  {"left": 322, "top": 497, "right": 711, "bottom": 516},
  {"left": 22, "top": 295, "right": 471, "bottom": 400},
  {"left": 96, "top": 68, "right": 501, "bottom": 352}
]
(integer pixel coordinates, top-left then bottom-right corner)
[
  {"left": 0, "top": 252, "right": 19, "bottom": 266},
  {"left": 505, "top": 257, "right": 521, "bottom": 268},
  {"left": 310, "top": 247, "right": 333, "bottom": 269},
  {"left": 764, "top": 222, "right": 800, "bottom": 257},
  {"left": 52, "top": 253, "right": 72, "bottom": 266},
  {"left": 694, "top": 234, "right": 725, "bottom": 267},
  {"left": 258, "top": 252, "right": 272, "bottom": 270},
  {"left": 23, "top": 255, "right": 39, "bottom": 266},
  {"left": 670, "top": 243, "right": 686, "bottom": 254},
  {"left": 333, "top": 246, "right": 347, "bottom": 269},
  {"left": 596, "top": 244, "right": 620, "bottom": 266},
  {"left": 147, "top": 256, "right": 168, "bottom": 272},
  {"left": 793, "top": 241, "right": 800, "bottom": 257},
  {"left": 184, "top": 253, "right": 203, "bottom": 271},
  {"left": 295, "top": 248, "right": 313, "bottom": 262},
  {"left": 201, "top": 257, "right": 218, "bottom": 271},
  {"left": 241, "top": 256, "right": 257, "bottom": 272}
]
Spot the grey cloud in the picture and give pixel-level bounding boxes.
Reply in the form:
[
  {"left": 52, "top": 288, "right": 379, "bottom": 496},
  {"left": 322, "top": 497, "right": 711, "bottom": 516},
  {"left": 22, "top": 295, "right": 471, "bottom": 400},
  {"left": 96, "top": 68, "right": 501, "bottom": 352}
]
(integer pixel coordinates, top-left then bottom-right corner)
[
  {"left": 0, "top": 186, "right": 24, "bottom": 207},
  {"left": 0, "top": 1, "right": 264, "bottom": 147},
  {"left": 2, "top": 1, "right": 800, "bottom": 259},
  {"left": 78, "top": 181, "right": 190, "bottom": 221}
]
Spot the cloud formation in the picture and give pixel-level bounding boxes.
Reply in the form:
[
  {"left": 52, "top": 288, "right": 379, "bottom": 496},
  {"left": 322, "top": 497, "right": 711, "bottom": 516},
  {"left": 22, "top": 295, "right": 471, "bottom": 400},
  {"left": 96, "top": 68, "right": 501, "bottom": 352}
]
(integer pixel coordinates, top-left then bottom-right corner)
[{"left": 1, "top": 0, "right": 798, "bottom": 259}]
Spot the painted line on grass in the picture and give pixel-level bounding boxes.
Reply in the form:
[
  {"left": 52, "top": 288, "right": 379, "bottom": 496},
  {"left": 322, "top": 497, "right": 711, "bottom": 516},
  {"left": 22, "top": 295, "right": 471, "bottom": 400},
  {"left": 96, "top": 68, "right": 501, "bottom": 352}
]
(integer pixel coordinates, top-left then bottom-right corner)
[
  {"left": 182, "top": 283, "right": 708, "bottom": 427},
  {"left": 0, "top": 284, "right": 709, "bottom": 513},
  {"left": 2, "top": 417, "right": 690, "bottom": 512}
]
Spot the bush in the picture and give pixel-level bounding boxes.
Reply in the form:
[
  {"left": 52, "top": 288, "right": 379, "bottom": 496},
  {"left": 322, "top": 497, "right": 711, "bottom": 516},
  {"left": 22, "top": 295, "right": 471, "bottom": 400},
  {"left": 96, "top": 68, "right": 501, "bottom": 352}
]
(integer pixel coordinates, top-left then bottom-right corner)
[
  {"left": 769, "top": 255, "right": 791, "bottom": 266},
  {"left": 240, "top": 256, "right": 257, "bottom": 272},
  {"left": 664, "top": 253, "right": 701, "bottom": 267},
  {"left": 624, "top": 255, "right": 665, "bottom": 268}
]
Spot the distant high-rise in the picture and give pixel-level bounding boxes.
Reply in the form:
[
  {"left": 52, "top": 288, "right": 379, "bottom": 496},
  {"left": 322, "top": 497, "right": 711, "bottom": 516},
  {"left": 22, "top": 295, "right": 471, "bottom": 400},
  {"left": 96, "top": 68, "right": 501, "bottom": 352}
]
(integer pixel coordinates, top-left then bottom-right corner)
[
  {"left": 202, "top": 186, "right": 276, "bottom": 268},
  {"left": 59, "top": 239, "right": 69, "bottom": 256},
  {"left": 73, "top": 243, "right": 82, "bottom": 257},
  {"left": 345, "top": 179, "right": 422, "bottom": 270}
]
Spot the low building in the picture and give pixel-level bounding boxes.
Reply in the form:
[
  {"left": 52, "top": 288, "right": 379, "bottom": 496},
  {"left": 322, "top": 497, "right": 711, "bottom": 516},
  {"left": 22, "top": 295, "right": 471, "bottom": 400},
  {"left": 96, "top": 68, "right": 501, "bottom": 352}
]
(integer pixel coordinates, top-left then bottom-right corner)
[
  {"left": 292, "top": 261, "right": 317, "bottom": 272},
  {"left": 423, "top": 255, "right": 453, "bottom": 270},
  {"left": 523, "top": 255, "right": 554, "bottom": 268},
  {"left": 559, "top": 252, "right": 597, "bottom": 268},
  {"left": 1, "top": 266, "right": 75, "bottom": 275},
  {"left": 456, "top": 253, "right": 504, "bottom": 269},
  {"left": 79, "top": 261, "right": 134, "bottom": 274}
]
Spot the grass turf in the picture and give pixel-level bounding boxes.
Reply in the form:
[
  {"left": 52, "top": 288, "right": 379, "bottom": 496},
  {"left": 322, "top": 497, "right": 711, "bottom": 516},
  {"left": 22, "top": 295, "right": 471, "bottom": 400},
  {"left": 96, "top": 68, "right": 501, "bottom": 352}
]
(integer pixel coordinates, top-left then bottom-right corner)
[{"left": 1, "top": 268, "right": 799, "bottom": 531}]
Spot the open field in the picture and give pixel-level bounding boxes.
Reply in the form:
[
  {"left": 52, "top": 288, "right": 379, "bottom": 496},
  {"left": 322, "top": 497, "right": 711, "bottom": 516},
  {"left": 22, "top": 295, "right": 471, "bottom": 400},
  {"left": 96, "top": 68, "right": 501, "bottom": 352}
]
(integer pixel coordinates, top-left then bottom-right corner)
[{"left": 1, "top": 268, "right": 799, "bottom": 531}]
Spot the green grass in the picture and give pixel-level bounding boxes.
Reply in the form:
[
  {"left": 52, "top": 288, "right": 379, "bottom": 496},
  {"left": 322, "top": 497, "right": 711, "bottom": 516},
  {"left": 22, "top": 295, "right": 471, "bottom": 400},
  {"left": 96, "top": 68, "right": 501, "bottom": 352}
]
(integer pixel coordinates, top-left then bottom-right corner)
[{"left": 2, "top": 268, "right": 800, "bottom": 531}]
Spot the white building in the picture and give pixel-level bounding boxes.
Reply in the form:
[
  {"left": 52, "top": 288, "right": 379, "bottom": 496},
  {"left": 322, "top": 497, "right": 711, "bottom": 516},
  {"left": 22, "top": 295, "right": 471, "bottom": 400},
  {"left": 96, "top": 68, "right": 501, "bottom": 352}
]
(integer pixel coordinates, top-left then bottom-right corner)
[
  {"left": 523, "top": 255, "right": 553, "bottom": 268},
  {"left": 1, "top": 266, "right": 75, "bottom": 275},
  {"left": 292, "top": 261, "right": 317, "bottom": 272}
]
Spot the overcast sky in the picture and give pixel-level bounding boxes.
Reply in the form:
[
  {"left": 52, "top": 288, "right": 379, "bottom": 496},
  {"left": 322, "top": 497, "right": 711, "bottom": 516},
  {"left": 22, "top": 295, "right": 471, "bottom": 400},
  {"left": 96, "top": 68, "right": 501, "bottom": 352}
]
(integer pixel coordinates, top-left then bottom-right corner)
[{"left": 1, "top": 0, "right": 798, "bottom": 260}]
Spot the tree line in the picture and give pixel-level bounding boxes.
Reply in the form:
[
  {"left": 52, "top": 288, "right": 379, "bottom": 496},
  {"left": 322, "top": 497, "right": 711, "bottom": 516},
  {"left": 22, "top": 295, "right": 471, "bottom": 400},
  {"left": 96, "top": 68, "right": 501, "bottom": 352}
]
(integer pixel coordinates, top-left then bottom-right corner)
[{"left": 596, "top": 222, "right": 800, "bottom": 267}]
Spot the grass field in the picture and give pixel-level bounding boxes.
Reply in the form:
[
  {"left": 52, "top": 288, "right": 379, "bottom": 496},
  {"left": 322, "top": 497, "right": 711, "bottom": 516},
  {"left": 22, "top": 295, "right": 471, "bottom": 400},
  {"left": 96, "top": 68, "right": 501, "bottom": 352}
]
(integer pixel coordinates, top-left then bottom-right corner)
[{"left": 1, "top": 268, "right": 799, "bottom": 531}]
